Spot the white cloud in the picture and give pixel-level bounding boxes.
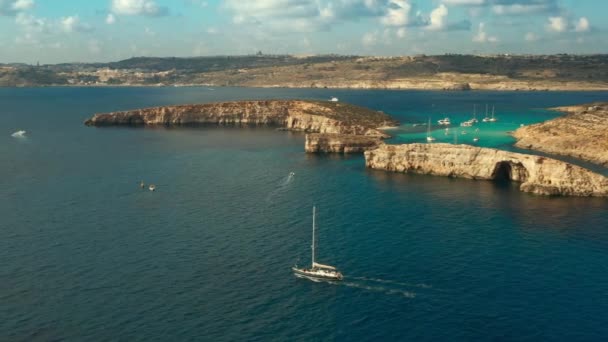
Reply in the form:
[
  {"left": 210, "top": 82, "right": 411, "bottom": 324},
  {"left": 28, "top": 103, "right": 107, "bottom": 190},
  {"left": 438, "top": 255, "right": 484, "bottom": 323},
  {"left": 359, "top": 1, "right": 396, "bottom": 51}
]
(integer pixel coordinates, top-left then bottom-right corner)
[
  {"left": 575, "top": 17, "right": 589, "bottom": 32},
  {"left": 106, "top": 13, "right": 116, "bottom": 24},
  {"left": 547, "top": 16, "right": 567, "bottom": 32},
  {"left": 0, "top": 0, "right": 34, "bottom": 16},
  {"left": 61, "top": 15, "right": 93, "bottom": 33},
  {"left": 381, "top": 0, "right": 412, "bottom": 26},
  {"left": 206, "top": 27, "right": 218, "bottom": 34},
  {"left": 547, "top": 16, "right": 591, "bottom": 33},
  {"left": 12, "top": 0, "right": 33, "bottom": 10},
  {"left": 472, "top": 22, "right": 497, "bottom": 43},
  {"left": 443, "top": 0, "right": 559, "bottom": 16},
  {"left": 524, "top": 32, "right": 538, "bottom": 42},
  {"left": 493, "top": 3, "right": 554, "bottom": 15},
  {"left": 15, "top": 12, "right": 48, "bottom": 32},
  {"left": 427, "top": 4, "right": 447, "bottom": 30},
  {"left": 111, "top": 0, "right": 168, "bottom": 16},
  {"left": 443, "top": 0, "right": 485, "bottom": 5}
]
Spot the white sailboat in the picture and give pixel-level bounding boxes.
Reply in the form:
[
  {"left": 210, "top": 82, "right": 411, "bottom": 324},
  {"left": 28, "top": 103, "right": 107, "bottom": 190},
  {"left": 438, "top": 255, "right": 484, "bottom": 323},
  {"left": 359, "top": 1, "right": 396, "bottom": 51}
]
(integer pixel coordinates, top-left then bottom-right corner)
[
  {"left": 426, "top": 118, "right": 436, "bottom": 142},
  {"left": 471, "top": 104, "right": 478, "bottom": 123},
  {"left": 292, "top": 206, "right": 343, "bottom": 281},
  {"left": 487, "top": 106, "right": 497, "bottom": 122},
  {"left": 482, "top": 104, "right": 490, "bottom": 122}
]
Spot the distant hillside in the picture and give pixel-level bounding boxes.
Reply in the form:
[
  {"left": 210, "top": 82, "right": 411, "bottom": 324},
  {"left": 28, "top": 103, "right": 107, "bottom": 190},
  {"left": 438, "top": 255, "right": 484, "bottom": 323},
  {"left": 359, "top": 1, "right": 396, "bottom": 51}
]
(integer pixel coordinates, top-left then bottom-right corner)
[{"left": 1, "top": 54, "right": 607, "bottom": 90}]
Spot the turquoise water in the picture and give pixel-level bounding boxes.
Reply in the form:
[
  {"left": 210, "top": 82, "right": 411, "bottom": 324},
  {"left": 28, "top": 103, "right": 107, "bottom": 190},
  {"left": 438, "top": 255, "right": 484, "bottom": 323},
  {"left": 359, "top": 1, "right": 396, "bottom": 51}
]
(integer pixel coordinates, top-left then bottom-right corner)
[{"left": 2, "top": 87, "right": 608, "bottom": 341}]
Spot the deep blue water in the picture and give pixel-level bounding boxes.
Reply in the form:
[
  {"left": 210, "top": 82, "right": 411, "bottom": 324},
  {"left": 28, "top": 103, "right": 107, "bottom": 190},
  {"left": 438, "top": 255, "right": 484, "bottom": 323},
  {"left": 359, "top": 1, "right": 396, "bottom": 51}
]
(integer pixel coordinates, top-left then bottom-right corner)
[{"left": 2, "top": 87, "right": 608, "bottom": 341}]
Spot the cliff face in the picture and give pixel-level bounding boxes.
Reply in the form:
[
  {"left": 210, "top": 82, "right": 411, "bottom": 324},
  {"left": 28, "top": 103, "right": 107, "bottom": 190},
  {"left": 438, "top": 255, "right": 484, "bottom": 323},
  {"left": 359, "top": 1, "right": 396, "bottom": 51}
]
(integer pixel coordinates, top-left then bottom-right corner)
[
  {"left": 512, "top": 102, "right": 608, "bottom": 167},
  {"left": 85, "top": 100, "right": 398, "bottom": 138},
  {"left": 365, "top": 143, "right": 608, "bottom": 197},
  {"left": 305, "top": 133, "right": 383, "bottom": 153}
]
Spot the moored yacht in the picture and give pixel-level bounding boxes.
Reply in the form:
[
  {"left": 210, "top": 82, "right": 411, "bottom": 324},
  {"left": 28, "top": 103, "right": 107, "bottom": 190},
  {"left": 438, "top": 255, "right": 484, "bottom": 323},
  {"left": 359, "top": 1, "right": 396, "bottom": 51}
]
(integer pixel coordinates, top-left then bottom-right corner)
[{"left": 426, "top": 118, "right": 436, "bottom": 142}]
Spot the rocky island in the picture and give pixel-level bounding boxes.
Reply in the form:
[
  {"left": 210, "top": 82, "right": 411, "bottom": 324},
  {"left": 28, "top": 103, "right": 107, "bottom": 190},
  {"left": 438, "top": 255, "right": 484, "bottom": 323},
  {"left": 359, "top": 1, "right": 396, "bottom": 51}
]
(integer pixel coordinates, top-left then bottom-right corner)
[
  {"left": 85, "top": 100, "right": 399, "bottom": 148},
  {"left": 86, "top": 99, "right": 608, "bottom": 197},
  {"left": 512, "top": 102, "right": 608, "bottom": 167},
  {"left": 365, "top": 143, "right": 608, "bottom": 197}
]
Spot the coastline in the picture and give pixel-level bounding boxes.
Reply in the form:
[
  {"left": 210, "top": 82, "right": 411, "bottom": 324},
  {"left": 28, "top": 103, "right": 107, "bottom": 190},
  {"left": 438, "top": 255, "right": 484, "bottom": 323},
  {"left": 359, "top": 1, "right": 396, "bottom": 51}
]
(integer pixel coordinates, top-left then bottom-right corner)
[
  {"left": 512, "top": 102, "right": 608, "bottom": 167},
  {"left": 4, "top": 82, "right": 607, "bottom": 91}
]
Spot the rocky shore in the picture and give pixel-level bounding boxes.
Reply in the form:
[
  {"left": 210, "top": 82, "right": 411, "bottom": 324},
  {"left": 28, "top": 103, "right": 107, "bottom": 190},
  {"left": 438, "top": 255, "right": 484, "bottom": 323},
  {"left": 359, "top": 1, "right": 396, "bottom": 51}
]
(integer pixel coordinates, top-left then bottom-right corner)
[
  {"left": 305, "top": 133, "right": 383, "bottom": 153},
  {"left": 85, "top": 100, "right": 398, "bottom": 138},
  {"left": 365, "top": 143, "right": 608, "bottom": 197},
  {"left": 512, "top": 102, "right": 608, "bottom": 166}
]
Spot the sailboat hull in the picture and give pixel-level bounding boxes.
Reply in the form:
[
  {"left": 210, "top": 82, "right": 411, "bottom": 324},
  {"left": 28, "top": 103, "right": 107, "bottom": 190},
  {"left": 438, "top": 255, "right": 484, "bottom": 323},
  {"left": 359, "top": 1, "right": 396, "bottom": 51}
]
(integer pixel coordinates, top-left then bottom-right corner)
[{"left": 292, "top": 267, "right": 343, "bottom": 281}]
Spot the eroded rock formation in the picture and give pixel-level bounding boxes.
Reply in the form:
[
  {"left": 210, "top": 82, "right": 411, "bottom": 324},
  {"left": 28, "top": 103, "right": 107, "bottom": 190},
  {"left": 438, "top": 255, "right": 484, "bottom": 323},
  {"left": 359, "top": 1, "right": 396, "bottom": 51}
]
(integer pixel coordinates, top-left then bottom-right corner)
[
  {"left": 364, "top": 143, "right": 608, "bottom": 197},
  {"left": 85, "top": 100, "right": 398, "bottom": 138},
  {"left": 512, "top": 102, "right": 608, "bottom": 166},
  {"left": 305, "top": 133, "right": 383, "bottom": 153}
]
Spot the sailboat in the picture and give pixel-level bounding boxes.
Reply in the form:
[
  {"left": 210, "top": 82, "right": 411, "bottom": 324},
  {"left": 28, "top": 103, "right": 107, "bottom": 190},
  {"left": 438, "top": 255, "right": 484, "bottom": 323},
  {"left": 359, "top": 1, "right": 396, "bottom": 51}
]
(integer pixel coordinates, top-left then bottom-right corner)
[
  {"left": 487, "top": 106, "right": 497, "bottom": 122},
  {"left": 471, "top": 104, "right": 478, "bottom": 123},
  {"left": 426, "top": 118, "right": 436, "bottom": 142},
  {"left": 482, "top": 104, "right": 490, "bottom": 122},
  {"left": 292, "top": 206, "right": 343, "bottom": 281}
]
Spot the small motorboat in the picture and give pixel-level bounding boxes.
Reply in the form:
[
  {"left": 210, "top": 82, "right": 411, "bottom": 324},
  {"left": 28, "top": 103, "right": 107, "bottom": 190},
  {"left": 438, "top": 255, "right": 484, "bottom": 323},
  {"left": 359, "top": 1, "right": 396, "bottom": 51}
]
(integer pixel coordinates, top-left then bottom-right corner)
[
  {"left": 330, "top": 97, "right": 339, "bottom": 102},
  {"left": 437, "top": 118, "right": 451, "bottom": 125},
  {"left": 11, "top": 130, "right": 26, "bottom": 138},
  {"left": 149, "top": 184, "right": 156, "bottom": 191}
]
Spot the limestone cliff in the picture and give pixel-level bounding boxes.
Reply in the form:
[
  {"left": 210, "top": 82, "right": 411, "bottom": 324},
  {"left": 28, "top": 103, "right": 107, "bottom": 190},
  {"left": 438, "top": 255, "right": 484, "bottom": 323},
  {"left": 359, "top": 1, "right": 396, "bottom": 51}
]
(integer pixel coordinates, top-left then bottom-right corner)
[
  {"left": 364, "top": 143, "right": 608, "bottom": 197},
  {"left": 512, "top": 102, "right": 608, "bottom": 166},
  {"left": 305, "top": 133, "right": 383, "bottom": 153},
  {"left": 84, "top": 100, "right": 398, "bottom": 138}
]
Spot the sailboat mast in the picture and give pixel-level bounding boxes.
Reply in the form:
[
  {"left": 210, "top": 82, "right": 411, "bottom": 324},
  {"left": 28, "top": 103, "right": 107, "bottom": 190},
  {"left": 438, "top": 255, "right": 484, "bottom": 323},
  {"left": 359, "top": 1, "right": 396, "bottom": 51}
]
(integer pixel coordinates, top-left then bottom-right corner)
[{"left": 311, "top": 206, "right": 316, "bottom": 266}]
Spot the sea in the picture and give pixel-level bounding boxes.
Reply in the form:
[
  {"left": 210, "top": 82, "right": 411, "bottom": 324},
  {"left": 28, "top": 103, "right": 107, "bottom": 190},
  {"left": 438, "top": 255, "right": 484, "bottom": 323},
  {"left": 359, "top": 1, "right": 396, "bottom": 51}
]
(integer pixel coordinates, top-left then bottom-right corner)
[{"left": 2, "top": 87, "right": 608, "bottom": 341}]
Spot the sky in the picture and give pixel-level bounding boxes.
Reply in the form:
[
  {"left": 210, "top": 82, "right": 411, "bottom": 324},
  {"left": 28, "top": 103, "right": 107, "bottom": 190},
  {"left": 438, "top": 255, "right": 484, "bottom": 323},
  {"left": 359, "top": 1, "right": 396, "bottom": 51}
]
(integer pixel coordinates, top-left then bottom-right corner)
[{"left": 0, "top": 0, "right": 605, "bottom": 64}]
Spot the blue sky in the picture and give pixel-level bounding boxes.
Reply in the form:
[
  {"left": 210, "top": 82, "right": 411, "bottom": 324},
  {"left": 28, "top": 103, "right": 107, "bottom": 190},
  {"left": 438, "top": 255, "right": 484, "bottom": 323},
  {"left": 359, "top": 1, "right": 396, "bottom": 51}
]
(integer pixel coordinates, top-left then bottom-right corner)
[{"left": 0, "top": 0, "right": 605, "bottom": 64}]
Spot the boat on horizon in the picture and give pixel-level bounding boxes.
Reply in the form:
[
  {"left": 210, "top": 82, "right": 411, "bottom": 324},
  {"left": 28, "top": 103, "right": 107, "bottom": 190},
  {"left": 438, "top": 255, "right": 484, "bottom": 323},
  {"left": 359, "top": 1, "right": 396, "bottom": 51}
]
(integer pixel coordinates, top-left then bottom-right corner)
[
  {"left": 292, "top": 206, "right": 343, "bottom": 281},
  {"left": 330, "top": 97, "right": 339, "bottom": 102}
]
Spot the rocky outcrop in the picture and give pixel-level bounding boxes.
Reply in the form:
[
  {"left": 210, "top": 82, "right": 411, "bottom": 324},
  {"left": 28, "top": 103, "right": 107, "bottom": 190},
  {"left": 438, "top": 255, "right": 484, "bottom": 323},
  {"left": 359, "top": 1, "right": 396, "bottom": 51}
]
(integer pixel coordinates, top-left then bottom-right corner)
[
  {"left": 84, "top": 100, "right": 398, "bottom": 138},
  {"left": 512, "top": 102, "right": 608, "bottom": 167},
  {"left": 305, "top": 133, "right": 384, "bottom": 153},
  {"left": 364, "top": 143, "right": 608, "bottom": 197}
]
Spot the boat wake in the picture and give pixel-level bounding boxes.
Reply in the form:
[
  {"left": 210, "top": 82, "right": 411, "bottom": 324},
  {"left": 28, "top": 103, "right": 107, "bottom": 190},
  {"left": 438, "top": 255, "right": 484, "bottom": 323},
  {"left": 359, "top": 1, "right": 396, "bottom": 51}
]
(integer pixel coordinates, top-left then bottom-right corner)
[
  {"left": 339, "top": 281, "right": 416, "bottom": 298},
  {"left": 266, "top": 172, "right": 295, "bottom": 202},
  {"left": 348, "top": 276, "right": 433, "bottom": 289}
]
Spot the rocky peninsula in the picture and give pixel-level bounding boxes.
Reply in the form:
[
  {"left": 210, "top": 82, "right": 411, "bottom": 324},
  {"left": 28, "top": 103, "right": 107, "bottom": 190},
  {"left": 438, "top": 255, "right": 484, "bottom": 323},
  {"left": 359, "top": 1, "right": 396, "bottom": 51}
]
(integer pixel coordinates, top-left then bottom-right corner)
[
  {"left": 85, "top": 100, "right": 398, "bottom": 139},
  {"left": 512, "top": 102, "right": 608, "bottom": 167},
  {"left": 365, "top": 143, "right": 608, "bottom": 197}
]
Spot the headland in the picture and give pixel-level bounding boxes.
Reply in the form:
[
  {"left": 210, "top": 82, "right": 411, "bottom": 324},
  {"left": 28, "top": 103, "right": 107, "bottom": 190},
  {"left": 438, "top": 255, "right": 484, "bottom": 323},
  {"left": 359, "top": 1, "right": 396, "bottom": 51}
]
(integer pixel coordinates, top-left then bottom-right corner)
[{"left": 512, "top": 102, "right": 608, "bottom": 167}]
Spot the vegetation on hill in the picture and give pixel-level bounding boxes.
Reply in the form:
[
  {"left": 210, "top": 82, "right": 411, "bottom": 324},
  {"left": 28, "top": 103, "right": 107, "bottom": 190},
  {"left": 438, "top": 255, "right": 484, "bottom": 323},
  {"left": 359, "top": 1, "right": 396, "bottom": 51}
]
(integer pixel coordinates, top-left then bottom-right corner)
[{"left": 1, "top": 54, "right": 607, "bottom": 89}]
